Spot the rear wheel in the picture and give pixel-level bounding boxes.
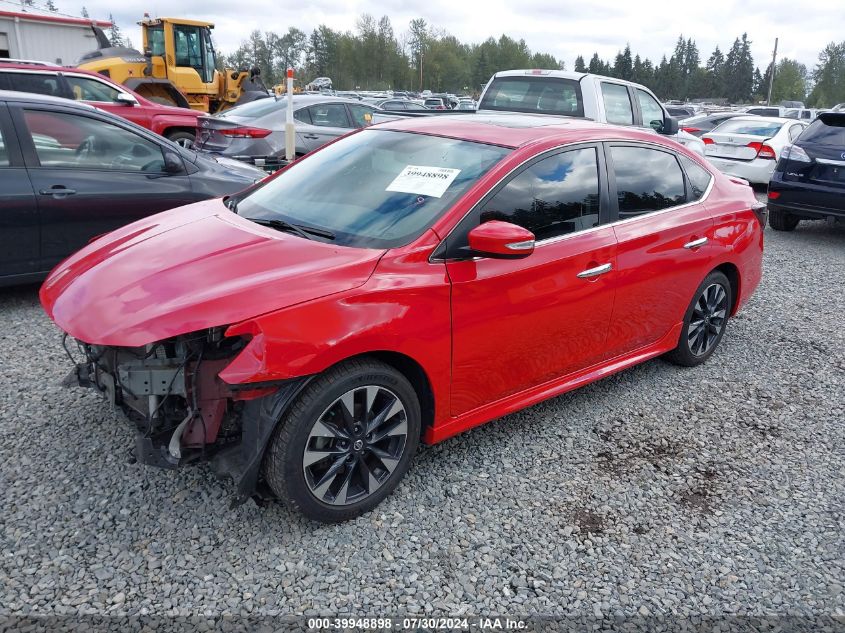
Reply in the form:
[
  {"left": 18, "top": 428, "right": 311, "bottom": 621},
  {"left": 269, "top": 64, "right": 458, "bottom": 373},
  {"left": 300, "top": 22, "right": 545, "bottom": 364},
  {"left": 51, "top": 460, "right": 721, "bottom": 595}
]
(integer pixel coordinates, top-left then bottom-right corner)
[
  {"left": 166, "top": 130, "right": 195, "bottom": 148},
  {"left": 769, "top": 207, "right": 800, "bottom": 231},
  {"left": 263, "top": 358, "right": 420, "bottom": 523},
  {"left": 664, "top": 271, "right": 732, "bottom": 367}
]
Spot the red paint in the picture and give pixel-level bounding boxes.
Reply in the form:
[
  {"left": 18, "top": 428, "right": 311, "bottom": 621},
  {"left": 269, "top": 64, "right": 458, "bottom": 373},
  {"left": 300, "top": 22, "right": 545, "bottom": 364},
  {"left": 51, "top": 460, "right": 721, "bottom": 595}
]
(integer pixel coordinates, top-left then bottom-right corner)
[
  {"left": 0, "top": 10, "right": 111, "bottom": 27},
  {"left": 41, "top": 120, "right": 763, "bottom": 446},
  {"left": 466, "top": 220, "right": 535, "bottom": 257}
]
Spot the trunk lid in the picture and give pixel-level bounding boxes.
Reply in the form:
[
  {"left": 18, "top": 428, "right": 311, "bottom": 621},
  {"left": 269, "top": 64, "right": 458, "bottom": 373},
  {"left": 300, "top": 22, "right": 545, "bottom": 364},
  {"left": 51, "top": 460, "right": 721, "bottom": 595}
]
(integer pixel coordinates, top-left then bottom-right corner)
[
  {"left": 194, "top": 115, "right": 251, "bottom": 152},
  {"left": 704, "top": 132, "right": 767, "bottom": 161}
]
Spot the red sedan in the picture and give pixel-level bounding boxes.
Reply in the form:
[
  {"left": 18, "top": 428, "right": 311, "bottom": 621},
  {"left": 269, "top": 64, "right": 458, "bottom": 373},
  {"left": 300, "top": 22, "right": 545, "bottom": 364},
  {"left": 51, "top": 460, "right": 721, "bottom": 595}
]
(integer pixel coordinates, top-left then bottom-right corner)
[{"left": 40, "top": 115, "right": 765, "bottom": 522}]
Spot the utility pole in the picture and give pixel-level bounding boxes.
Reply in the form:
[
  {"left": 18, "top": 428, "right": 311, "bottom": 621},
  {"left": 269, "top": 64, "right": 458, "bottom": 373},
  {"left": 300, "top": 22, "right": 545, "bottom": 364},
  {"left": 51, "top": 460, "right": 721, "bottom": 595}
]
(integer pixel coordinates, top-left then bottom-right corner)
[
  {"left": 766, "top": 37, "right": 778, "bottom": 106},
  {"left": 419, "top": 47, "right": 423, "bottom": 92}
]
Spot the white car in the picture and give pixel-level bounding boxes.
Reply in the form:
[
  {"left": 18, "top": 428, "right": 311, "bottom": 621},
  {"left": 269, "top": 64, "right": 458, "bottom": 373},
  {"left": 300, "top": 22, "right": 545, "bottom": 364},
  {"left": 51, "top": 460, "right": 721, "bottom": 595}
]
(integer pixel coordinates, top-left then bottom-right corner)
[
  {"left": 476, "top": 69, "right": 706, "bottom": 156},
  {"left": 702, "top": 116, "right": 808, "bottom": 184}
]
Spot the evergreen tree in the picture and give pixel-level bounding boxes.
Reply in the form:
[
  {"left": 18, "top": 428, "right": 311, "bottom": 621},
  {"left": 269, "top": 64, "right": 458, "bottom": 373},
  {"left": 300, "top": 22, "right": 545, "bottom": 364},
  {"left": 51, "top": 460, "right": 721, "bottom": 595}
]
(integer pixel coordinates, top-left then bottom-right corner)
[
  {"left": 80, "top": 6, "right": 89, "bottom": 17},
  {"left": 587, "top": 52, "right": 603, "bottom": 74},
  {"left": 614, "top": 44, "right": 633, "bottom": 80},
  {"left": 45, "top": 0, "right": 58, "bottom": 11},
  {"left": 107, "top": 14, "right": 124, "bottom": 47},
  {"left": 574, "top": 55, "right": 586, "bottom": 72},
  {"left": 705, "top": 46, "right": 725, "bottom": 98},
  {"left": 808, "top": 41, "right": 845, "bottom": 107}
]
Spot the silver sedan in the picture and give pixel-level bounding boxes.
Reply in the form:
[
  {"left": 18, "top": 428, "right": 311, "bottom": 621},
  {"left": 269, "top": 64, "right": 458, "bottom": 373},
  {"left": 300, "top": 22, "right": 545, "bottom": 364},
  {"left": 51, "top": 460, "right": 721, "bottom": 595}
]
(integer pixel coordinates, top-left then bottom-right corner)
[{"left": 193, "top": 95, "right": 379, "bottom": 169}]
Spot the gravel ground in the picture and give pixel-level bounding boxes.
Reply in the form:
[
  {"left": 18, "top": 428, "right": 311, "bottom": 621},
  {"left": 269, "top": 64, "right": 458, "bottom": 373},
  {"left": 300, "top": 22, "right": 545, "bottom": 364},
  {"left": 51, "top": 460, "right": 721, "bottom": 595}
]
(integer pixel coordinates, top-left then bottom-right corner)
[{"left": 1, "top": 213, "right": 843, "bottom": 622}]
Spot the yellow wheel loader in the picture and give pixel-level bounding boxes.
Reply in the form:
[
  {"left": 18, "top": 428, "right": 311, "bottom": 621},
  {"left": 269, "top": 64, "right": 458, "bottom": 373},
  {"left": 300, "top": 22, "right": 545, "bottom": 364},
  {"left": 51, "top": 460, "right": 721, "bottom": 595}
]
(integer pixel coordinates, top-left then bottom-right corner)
[{"left": 78, "top": 16, "right": 269, "bottom": 114}]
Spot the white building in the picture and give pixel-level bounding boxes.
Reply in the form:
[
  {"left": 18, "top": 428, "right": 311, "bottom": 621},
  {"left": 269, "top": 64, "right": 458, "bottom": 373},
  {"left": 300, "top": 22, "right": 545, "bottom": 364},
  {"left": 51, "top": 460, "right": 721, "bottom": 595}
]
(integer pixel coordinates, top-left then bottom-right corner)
[{"left": 0, "top": 6, "right": 111, "bottom": 66}]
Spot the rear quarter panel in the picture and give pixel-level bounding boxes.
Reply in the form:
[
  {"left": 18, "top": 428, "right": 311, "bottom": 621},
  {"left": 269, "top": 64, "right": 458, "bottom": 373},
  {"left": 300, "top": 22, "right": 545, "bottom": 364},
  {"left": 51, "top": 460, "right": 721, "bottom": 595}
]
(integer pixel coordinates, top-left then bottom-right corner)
[{"left": 706, "top": 174, "right": 765, "bottom": 313}]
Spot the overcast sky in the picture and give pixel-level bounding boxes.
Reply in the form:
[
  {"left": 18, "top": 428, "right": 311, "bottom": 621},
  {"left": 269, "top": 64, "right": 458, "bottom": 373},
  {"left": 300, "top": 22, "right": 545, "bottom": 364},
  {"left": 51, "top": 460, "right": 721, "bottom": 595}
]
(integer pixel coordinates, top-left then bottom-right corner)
[{"left": 77, "top": 0, "right": 842, "bottom": 71}]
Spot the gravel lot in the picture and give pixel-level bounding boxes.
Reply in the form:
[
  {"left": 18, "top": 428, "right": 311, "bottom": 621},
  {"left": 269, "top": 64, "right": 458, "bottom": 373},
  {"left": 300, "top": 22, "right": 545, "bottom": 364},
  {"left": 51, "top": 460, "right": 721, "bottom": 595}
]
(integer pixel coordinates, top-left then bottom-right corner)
[{"left": 1, "top": 214, "right": 843, "bottom": 622}]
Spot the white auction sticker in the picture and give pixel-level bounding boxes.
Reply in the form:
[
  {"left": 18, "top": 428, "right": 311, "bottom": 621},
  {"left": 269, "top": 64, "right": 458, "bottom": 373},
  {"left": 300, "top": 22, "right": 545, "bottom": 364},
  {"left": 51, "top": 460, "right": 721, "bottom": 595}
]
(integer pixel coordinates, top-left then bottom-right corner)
[{"left": 386, "top": 165, "right": 462, "bottom": 198}]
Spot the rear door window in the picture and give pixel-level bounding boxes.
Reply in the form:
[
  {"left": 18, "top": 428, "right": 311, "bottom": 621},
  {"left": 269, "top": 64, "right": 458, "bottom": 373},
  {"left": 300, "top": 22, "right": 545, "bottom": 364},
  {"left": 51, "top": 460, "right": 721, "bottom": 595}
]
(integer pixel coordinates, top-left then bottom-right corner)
[
  {"left": 479, "top": 76, "right": 584, "bottom": 117},
  {"left": 308, "top": 103, "right": 351, "bottom": 128},
  {"left": 601, "top": 82, "right": 634, "bottom": 125},
  {"left": 611, "top": 146, "right": 686, "bottom": 217},
  {"left": 3, "top": 72, "right": 66, "bottom": 98}
]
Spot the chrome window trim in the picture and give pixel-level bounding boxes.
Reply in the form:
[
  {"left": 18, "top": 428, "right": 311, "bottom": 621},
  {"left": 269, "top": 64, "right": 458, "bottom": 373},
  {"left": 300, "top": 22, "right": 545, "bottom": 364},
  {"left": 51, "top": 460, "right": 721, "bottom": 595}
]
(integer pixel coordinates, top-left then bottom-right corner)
[{"left": 432, "top": 139, "right": 715, "bottom": 260}]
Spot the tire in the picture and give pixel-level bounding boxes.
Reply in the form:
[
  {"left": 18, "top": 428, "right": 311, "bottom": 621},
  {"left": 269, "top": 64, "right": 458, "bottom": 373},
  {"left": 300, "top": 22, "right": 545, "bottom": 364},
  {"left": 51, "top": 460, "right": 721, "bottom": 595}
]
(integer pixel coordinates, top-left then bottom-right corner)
[
  {"left": 166, "top": 131, "right": 195, "bottom": 148},
  {"left": 769, "top": 207, "right": 799, "bottom": 231},
  {"left": 262, "top": 358, "right": 420, "bottom": 523},
  {"left": 664, "top": 270, "right": 732, "bottom": 367}
]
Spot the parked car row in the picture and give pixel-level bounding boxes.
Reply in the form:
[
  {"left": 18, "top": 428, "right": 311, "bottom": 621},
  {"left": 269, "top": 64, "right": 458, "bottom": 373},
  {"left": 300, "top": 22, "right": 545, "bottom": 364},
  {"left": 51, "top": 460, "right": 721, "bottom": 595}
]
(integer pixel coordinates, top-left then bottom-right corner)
[
  {"left": 0, "top": 62, "right": 202, "bottom": 146},
  {"left": 0, "top": 91, "right": 263, "bottom": 285}
]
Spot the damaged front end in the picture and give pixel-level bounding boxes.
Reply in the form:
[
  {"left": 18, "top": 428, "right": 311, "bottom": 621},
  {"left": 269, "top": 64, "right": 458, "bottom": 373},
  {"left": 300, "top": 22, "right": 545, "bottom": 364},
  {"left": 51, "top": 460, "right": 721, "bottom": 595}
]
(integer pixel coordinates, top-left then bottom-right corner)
[
  {"left": 64, "top": 329, "right": 309, "bottom": 501},
  {"left": 67, "top": 327, "right": 248, "bottom": 468}
]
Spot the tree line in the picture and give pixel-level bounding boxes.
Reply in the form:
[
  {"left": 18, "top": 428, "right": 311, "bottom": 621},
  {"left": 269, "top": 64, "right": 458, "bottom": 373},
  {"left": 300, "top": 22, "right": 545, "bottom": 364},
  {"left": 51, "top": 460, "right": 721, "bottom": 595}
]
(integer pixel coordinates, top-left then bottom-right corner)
[{"left": 221, "top": 19, "right": 845, "bottom": 107}]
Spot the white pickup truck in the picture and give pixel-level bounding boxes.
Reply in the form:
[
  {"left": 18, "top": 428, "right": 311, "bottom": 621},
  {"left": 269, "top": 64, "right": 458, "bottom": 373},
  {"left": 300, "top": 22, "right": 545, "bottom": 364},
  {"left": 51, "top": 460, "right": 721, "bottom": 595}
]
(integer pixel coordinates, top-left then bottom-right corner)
[{"left": 476, "top": 69, "right": 705, "bottom": 155}]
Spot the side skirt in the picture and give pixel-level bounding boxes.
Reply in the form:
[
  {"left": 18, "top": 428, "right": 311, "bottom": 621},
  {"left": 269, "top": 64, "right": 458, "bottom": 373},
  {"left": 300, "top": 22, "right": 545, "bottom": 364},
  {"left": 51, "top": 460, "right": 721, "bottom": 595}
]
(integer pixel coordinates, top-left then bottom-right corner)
[{"left": 424, "top": 322, "right": 684, "bottom": 444}]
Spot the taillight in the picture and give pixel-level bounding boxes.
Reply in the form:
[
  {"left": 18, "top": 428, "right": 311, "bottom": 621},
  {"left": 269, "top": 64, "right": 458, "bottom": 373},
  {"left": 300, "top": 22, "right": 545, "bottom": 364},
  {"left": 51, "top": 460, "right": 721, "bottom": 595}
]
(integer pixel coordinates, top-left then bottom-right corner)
[
  {"left": 782, "top": 144, "right": 812, "bottom": 163},
  {"left": 682, "top": 127, "right": 701, "bottom": 133},
  {"left": 768, "top": 191, "right": 780, "bottom": 200},
  {"left": 220, "top": 127, "right": 272, "bottom": 139},
  {"left": 702, "top": 137, "right": 715, "bottom": 145},
  {"left": 747, "top": 142, "right": 777, "bottom": 159}
]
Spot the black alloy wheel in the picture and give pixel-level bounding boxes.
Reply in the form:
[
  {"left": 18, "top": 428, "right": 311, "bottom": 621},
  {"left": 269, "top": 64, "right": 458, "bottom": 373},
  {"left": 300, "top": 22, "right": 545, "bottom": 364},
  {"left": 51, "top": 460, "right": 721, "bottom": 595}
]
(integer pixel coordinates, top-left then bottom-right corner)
[
  {"left": 665, "top": 270, "right": 732, "bottom": 367},
  {"left": 263, "top": 358, "right": 420, "bottom": 523}
]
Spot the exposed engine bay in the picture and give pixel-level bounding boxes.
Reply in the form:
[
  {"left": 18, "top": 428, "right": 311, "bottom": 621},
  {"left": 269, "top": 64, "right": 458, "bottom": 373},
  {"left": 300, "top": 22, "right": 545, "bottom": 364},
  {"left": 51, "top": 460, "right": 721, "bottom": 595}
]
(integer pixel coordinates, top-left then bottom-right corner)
[{"left": 66, "top": 327, "right": 249, "bottom": 469}]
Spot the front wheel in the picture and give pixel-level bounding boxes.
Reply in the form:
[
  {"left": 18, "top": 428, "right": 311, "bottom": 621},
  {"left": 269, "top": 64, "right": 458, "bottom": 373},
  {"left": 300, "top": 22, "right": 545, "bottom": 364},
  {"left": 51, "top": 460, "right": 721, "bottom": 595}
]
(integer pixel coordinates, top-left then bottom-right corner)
[
  {"left": 664, "top": 271, "right": 732, "bottom": 367},
  {"left": 263, "top": 358, "right": 420, "bottom": 523}
]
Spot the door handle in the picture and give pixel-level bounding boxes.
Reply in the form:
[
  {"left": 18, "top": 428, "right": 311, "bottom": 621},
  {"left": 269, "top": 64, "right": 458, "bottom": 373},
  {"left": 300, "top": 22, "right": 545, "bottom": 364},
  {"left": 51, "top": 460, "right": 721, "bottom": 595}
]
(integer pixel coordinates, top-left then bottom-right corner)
[
  {"left": 302, "top": 134, "right": 319, "bottom": 140},
  {"left": 39, "top": 186, "right": 77, "bottom": 197},
  {"left": 683, "top": 237, "right": 708, "bottom": 249},
  {"left": 577, "top": 263, "right": 613, "bottom": 278}
]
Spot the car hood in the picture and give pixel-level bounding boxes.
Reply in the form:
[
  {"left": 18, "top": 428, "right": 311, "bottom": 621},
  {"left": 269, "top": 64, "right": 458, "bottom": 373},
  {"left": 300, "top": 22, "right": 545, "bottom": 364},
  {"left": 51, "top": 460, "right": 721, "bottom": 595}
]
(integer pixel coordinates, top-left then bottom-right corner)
[{"left": 40, "top": 199, "right": 385, "bottom": 347}]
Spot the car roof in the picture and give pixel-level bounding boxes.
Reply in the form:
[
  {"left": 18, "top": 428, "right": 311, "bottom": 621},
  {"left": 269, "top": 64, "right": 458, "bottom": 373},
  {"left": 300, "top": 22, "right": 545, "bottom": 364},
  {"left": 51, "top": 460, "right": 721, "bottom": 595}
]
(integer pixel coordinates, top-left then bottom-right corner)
[
  {"left": 376, "top": 113, "right": 681, "bottom": 149},
  {"left": 0, "top": 61, "right": 111, "bottom": 80},
  {"left": 724, "top": 116, "right": 797, "bottom": 124},
  {"left": 0, "top": 89, "right": 98, "bottom": 110}
]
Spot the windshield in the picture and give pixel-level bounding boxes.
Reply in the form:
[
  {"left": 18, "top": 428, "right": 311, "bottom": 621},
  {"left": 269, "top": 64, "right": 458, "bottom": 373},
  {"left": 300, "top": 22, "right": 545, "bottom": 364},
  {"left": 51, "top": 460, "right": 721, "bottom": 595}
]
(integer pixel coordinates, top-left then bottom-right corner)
[
  {"left": 712, "top": 119, "right": 784, "bottom": 137},
  {"left": 236, "top": 129, "right": 510, "bottom": 248},
  {"left": 479, "top": 76, "right": 584, "bottom": 117}
]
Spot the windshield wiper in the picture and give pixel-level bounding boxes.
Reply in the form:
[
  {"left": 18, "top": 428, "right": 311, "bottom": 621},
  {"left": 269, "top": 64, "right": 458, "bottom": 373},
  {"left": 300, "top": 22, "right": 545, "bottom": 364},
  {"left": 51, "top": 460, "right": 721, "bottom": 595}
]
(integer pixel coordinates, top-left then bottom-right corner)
[{"left": 246, "top": 217, "right": 335, "bottom": 241}]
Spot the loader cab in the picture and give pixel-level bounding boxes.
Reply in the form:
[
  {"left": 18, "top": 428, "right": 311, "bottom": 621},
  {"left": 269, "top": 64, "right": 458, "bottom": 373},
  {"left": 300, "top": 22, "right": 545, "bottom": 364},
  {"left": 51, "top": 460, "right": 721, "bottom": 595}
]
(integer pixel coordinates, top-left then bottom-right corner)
[
  {"left": 171, "top": 23, "right": 216, "bottom": 84},
  {"left": 141, "top": 18, "right": 219, "bottom": 91}
]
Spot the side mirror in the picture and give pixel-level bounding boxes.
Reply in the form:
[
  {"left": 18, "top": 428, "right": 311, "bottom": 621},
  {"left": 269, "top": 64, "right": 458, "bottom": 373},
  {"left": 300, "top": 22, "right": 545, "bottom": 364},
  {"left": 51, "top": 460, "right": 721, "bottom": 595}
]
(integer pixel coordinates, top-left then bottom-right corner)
[
  {"left": 163, "top": 151, "right": 184, "bottom": 174},
  {"left": 658, "top": 116, "right": 679, "bottom": 135},
  {"left": 468, "top": 220, "right": 535, "bottom": 259},
  {"left": 115, "top": 92, "right": 138, "bottom": 106}
]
